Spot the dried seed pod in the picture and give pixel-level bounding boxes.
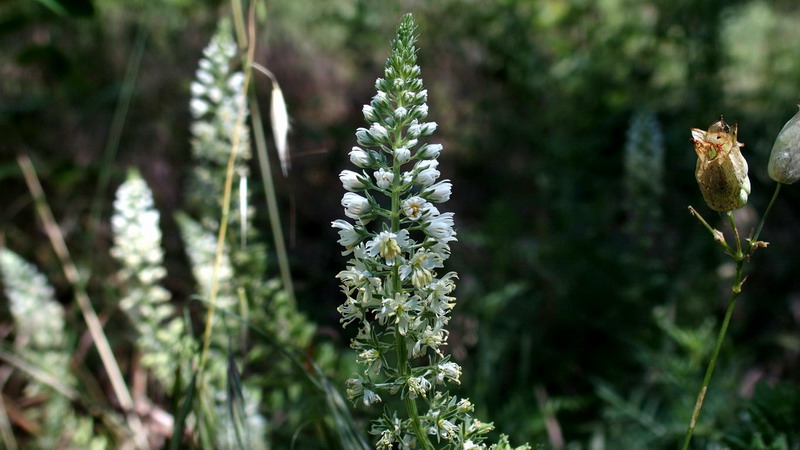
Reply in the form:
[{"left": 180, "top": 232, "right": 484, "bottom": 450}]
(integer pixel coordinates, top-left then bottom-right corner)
[
  {"left": 768, "top": 106, "right": 800, "bottom": 185},
  {"left": 691, "top": 117, "right": 750, "bottom": 212}
]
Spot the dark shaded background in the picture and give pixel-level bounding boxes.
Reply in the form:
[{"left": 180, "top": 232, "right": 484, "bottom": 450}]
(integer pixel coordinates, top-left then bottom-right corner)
[{"left": 2, "top": 0, "right": 799, "bottom": 447}]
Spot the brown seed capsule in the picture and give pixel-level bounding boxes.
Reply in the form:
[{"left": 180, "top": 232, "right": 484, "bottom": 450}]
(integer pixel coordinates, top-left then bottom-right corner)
[{"left": 691, "top": 117, "right": 750, "bottom": 212}]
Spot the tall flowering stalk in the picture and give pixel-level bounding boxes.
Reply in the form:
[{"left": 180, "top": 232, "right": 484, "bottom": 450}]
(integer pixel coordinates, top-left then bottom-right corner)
[
  {"left": 334, "top": 14, "right": 527, "bottom": 450},
  {"left": 111, "top": 171, "right": 192, "bottom": 389},
  {"left": 0, "top": 249, "right": 109, "bottom": 449}
]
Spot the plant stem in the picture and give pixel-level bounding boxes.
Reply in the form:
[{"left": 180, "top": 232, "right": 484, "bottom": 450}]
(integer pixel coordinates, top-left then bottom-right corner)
[
  {"left": 681, "top": 211, "right": 746, "bottom": 450},
  {"left": 88, "top": 26, "right": 147, "bottom": 243},
  {"left": 751, "top": 183, "right": 781, "bottom": 245},
  {"left": 197, "top": 3, "right": 257, "bottom": 379},
  {"left": 681, "top": 268, "right": 741, "bottom": 450},
  {"left": 727, "top": 212, "right": 742, "bottom": 258},
  {"left": 249, "top": 84, "right": 297, "bottom": 307},
  {"left": 18, "top": 155, "right": 149, "bottom": 450},
  {"left": 389, "top": 136, "right": 433, "bottom": 450}
]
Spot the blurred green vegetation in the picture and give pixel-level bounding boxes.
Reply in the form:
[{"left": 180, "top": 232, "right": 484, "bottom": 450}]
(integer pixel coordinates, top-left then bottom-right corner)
[{"left": 1, "top": 0, "right": 799, "bottom": 448}]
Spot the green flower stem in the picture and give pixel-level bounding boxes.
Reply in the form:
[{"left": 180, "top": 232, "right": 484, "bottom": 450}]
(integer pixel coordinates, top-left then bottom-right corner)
[
  {"left": 197, "top": 6, "right": 256, "bottom": 380},
  {"left": 727, "top": 212, "right": 742, "bottom": 258},
  {"left": 682, "top": 190, "right": 780, "bottom": 450},
  {"left": 751, "top": 182, "right": 781, "bottom": 246},
  {"left": 688, "top": 206, "right": 733, "bottom": 254},
  {"left": 681, "top": 262, "right": 742, "bottom": 450},
  {"left": 389, "top": 135, "right": 434, "bottom": 450}
]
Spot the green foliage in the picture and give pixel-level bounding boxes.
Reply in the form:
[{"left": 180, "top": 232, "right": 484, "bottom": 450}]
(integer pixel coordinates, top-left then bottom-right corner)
[{"left": 722, "top": 382, "right": 800, "bottom": 449}]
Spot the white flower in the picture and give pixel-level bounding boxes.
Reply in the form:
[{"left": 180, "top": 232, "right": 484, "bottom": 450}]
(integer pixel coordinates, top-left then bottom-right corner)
[
  {"left": 366, "top": 230, "right": 409, "bottom": 265},
  {"left": 377, "top": 431, "right": 394, "bottom": 449},
  {"left": 372, "top": 90, "right": 388, "bottom": 105},
  {"left": 415, "top": 160, "right": 440, "bottom": 186},
  {"left": 436, "top": 418, "right": 458, "bottom": 440},
  {"left": 463, "top": 440, "right": 481, "bottom": 450},
  {"left": 341, "top": 192, "right": 371, "bottom": 221},
  {"left": 419, "top": 122, "right": 437, "bottom": 136},
  {"left": 345, "top": 377, "right": 364, "bottom": 403},
  {"left": 227, "top": 72, "right": 245, "bottom": 91},
  {"left": 436, "top": 361, "right": 461, "bottom": 384},
  {"left": 363, "top": 104, "right": 378, "bottom": 122},
  {"left": 339, "top": 170, "right": 366, "bottom": 191},
  {"left": 337, "top": 296, "right": 362, "bottom": 327},
  {"left": 394, "top": 106, "right": 408, "bottom": 119},
  {"left": 356, "top": 128, "right": 376, "bottom": 146},
  {"left": 457, "top": 398, "right": 474, "bottom": 413},
  {"left": 377, "top": 292, "right": 420, "bottom": 335},
  {"left": 407, "top": 376, "right": 431, "bottom": 399},
  {"left": 408, "top": 120, "right": 422, "bottom": 138},
  {"left": 331, "top": 219, "right": 362, "bottom": 250},
  {"left": 190, "top": 98, "right": 209, "bottom": 118},
  {"left": 402, "top": 196, "right": 428, "bottom": 221},
  {"left": 358, "top": 348, "right": 382, "bottom": 373},
  {"left": 369, "top": 123, "right": 390, "bottom": 142},
  {"left": 195, "top": 69, "right": 214, "bottom": 85},
  {"left": 374, "top": 168, "right": 395, "bottom": 189},
  {"left": 415, "top": 104, "right": 429, "bottom": 118},
  {"left": 190, "top": 81, "right": 206, "bottom": 97},
  {"left": 468, "top": 419, "right": 494, "bottom": 435},
  {"left": 424, "top": 212, "right": 457, "bottom": 243},
  {"left": 399, "top": 249, "right": 442, "bottom": 289},
  {"left": 349, "top": 147, "right": 371, "bottom": 168},
  {"left": 412, "top": 324, "right": 447, "bottom": 357},
  {"left": 426, "top": 180, "right": 452, "bottom": 203},
  {"left": 394, "top": 147, "right": 411, "bottom": 164},
  {"left": 363, "top": 389, "right": 382, "bottom": 406},
  {"left": 417, "top": 143, "right": 443, "bottom": 160},
  {"left": 207, "top": 86, "right": 223, "bottom": 103}
]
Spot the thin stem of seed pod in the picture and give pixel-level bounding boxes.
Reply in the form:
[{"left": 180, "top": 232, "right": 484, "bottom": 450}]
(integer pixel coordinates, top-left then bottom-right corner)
[
  {"left": 727, "top": 212, "right": 742, "bottom": 258},
  {"left": 682, "top": 212, "right": 746, "bottom": 450},
  {"left": 681, "top": 263, "right": 742, "bottom": 450},
  {"left": 750, "top": 182, "right": 781, "bottom": 246},
  {"left": 688, "top": 206, "right": 732, "bottom": 253}
]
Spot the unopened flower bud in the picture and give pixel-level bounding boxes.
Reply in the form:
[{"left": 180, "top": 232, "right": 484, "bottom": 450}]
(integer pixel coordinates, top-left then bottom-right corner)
[
  {"left": 425, "top": 180, "right": 452, "bottom": 203},
  {"left": 349, "top": 147, "right": 371, "bottom": 168},
  {"left": 368, "top": 123, "right": 389, "bottom": 142},
  {"left": 394, "top": 147, "right": 411, "bottom": 164},
  {"left": 356, "top": 128, "right": 376, "bottom": 147},
  {"left": 419, "top": 122, "right": 437, "bottom": 136},
  {"left": 342, "top": 192, "right": 371, "bottom": 220},
  {"left": 373, "top": 168, "right": 394, "bottom": 189},
  {"left": 363, "top": 104, "right": 378, "bottom": 122},
  {"left": 417, "top": 143, "right": 442, "bottom": 160},
  {"left": 768, "top": 107, "right": 800, "bottom": 185},
  {"left": 691, "top": 117, "right": 750, "bottom": 212},
  {"left": 339, "top": 170, "right": 366, "bottom": 191}
]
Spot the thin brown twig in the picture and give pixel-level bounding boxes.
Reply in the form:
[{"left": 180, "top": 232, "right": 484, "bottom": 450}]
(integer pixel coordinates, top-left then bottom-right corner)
[
  {"left": 16, "top": 154, "right": 149, "bottom": 450},
  {"left": 197, "top": 1, "right": 258, "bottom": 379}
]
